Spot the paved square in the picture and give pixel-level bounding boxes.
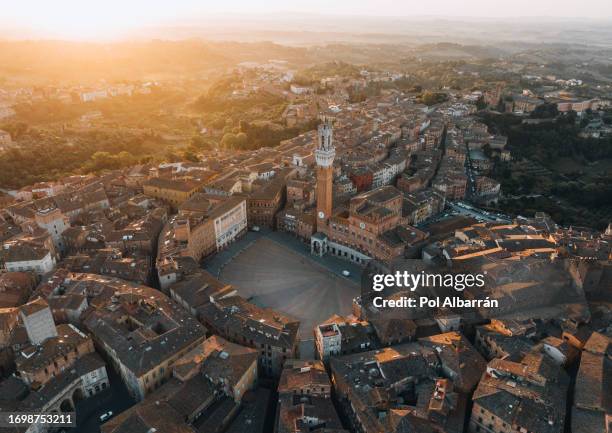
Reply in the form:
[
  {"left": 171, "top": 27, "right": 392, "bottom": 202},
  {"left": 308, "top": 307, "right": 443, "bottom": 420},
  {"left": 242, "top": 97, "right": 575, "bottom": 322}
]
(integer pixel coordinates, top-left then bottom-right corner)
[{"left": 218, "top": 237, "right": 359, "bottom": 339}]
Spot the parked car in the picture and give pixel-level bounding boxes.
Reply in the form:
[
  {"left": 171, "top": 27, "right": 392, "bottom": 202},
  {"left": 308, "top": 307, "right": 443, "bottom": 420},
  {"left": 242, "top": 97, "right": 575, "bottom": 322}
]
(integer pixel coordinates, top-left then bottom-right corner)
[
  {"left": 342, "top": 270, "right": 351, "bottom": 277},
  {"left": 251, "top": 225, "right": 260, "bottom": 232},
  {"left": 99, "top": 411, "right": 113, "bottom": 423}
]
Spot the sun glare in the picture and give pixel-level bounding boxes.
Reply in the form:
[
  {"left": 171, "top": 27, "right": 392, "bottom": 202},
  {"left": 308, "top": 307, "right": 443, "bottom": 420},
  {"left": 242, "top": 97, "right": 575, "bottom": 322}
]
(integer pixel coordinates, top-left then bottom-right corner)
[
  {"left": 7, "top": 0, "right": 611, "bottom": 41},
  {"left": 8, "top": 0, "right": 185, "bottom": 40}
]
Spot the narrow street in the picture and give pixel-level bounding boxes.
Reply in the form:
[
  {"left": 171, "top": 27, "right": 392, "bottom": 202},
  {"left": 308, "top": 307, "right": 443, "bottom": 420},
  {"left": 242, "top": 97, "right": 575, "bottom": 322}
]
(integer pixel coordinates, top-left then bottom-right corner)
[{"left": 71, "top": 367, "right": 136, "bottom": 433}]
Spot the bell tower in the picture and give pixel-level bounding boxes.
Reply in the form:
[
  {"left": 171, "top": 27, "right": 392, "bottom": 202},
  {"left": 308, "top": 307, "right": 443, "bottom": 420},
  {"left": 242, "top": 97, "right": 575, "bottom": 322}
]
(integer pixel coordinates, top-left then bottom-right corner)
[{"left": 315, "top": 118, "right": 335, "bottom": 231}]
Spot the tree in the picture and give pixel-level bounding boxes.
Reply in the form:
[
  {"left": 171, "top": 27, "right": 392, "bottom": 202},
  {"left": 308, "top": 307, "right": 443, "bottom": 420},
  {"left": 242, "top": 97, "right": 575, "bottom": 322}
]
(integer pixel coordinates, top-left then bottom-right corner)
[
  {"left": 220, "top": 133, "right": 238, "bottom": 150},
  {"left": 182, "top": 150, "right": 199, "bottom": 162},
  {"left": 0, "top": 122, "right": 29, "bottom": 139},
  {"left": 139, "top": 155, "right": 155, "bottom": 164},
  {"left": 89, "top": 152, "right": 117, "bottom": 171},
  {"left": 191, "top": 135, "right": 206, "bottom": 148},
  {"left": 420, "top": 91, "right": 448, "bottom": 106},
  {"left": 117, "top": 151, "right": 135, "bottom": 167},
  {"left": 211, "top": 118, "right": 225, "bottom": 130},
  {"left": 483, "top": 143, "right": 493, "bottom": 158},
  {"left": 238, "top": 120, "right": 250, "bottom": 132},
  {"left": 476, "top": 96, "right": 487, "bottom": 110},
  {"left": 235, "top": 132, "right": 248, "bottom": 149},
  {"left": 164, "top": 151, "right": 181, "bottom": 163},
  {"left": 531, "top": 103, "right": 558, "bottom": 119}
]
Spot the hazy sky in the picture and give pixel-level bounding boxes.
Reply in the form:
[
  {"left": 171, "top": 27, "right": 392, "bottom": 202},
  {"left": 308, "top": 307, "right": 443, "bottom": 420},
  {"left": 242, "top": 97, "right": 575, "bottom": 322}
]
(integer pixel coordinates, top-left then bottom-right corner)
[{"left": 2, "top": 0, "right": 612, "bottom": 39}]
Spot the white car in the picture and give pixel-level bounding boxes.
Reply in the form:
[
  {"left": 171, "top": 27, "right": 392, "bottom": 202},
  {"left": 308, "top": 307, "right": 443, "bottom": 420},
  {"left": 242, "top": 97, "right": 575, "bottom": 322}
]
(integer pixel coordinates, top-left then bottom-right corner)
[
  {"left": 342, "top": 270, "right": 351, "bottom": 277},
  {"left": 99, "top": 411, "right": 113, "bottom": 423},
  {"left": 251, "top": 225, "right": 260, "bottom": 232}
]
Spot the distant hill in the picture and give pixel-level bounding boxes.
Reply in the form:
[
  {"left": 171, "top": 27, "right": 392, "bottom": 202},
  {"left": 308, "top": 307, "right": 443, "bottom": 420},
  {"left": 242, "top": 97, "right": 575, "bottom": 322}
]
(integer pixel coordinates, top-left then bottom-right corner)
[
  {"left": 412, "top": 43, "right": 510, "bottom": 60},
  {"left": 0, "top": 40, "right": 231, "bottom": 82}
]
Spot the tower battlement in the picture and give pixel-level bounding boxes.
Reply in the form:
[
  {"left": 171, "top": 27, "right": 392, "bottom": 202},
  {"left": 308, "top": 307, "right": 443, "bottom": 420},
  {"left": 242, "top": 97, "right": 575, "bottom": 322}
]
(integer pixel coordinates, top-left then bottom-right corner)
[{"left": 315, "top": 120, "right": 335, "bottom": 168}]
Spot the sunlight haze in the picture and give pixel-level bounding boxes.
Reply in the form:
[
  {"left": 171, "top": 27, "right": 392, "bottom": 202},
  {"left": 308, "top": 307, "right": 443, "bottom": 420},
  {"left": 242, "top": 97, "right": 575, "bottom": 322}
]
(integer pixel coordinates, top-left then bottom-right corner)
[{"left": 2, "top": 0, "right": 612, "bottom": 40}]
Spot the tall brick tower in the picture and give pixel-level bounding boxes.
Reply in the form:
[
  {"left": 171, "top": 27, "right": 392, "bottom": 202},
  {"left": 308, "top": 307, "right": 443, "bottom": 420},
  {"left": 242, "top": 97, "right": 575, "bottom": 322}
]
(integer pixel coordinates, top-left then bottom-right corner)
[{"left": 315, "top": 118, "right": 335, "bottom": 232}]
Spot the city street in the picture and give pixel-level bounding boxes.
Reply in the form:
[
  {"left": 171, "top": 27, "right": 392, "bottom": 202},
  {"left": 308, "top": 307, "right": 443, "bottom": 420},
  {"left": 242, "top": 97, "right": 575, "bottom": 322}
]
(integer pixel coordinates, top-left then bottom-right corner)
[
  {"left": 447, "top": 201, "right": 511, "bottom": 223},
  {"left": 72, "top": 367, "right": 136, "bottom": 433}
]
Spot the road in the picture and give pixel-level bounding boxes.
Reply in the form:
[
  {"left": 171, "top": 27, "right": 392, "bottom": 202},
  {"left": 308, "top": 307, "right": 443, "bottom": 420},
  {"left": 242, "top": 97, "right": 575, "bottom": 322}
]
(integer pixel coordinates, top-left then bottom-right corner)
[
  {"left": 71, "top": 367, "right": 136, "bottom": 433},
  {"left": 446, "top": 201, "right": 512, "bottom": 223}
]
